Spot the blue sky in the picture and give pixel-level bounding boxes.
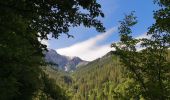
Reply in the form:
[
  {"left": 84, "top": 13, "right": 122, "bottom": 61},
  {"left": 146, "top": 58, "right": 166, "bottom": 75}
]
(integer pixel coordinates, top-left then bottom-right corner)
[{"left": 43, "top": 0, "right": 158, "bottom": 61}]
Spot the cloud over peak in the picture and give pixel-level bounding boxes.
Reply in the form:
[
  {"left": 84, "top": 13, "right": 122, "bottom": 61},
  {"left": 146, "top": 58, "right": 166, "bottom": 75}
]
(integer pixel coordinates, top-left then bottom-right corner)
[{"left": 56, "top": 27, "right": 116, "bottom": 61}]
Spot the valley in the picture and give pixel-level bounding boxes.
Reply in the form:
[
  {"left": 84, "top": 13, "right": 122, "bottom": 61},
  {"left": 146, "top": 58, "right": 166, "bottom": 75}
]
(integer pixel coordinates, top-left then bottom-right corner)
[
  {"left": 44, "top": 50, "right": 124, "bottom": 100},
  {"left": 1, "top": 0, "right": 169, "bottom": 99},
  {"left": 44, "top": 50, "right": 170, "bottom": 100}
]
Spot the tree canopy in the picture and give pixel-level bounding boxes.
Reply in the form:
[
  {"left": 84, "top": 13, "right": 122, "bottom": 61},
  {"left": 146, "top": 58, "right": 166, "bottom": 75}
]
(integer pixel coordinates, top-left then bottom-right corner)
[
  {"left": 0, "top": 0, "right": 105, "bottom": 99},
  {"left": 112, "top": 0, "right": 170, "bottom": 99}
]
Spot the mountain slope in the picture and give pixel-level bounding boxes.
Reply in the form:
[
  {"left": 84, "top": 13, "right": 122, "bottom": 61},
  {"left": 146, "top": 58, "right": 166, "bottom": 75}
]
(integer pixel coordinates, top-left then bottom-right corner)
[
  {"left": 45, "top": 51, "right": 123, "bottom": 100},
  {"left": 44, "top": 50, "right": 170, "bottom": 100},
  {"left": 71, "top": 51, "right": 122, "bottom": 100},
  {"left": 45, "top": 49, "right": 88, "bottom": 71}
]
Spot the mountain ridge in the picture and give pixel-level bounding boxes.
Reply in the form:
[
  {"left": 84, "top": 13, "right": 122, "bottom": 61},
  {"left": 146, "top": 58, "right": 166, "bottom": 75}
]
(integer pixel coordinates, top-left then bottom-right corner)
[
  {"left": 44, "top": 50, "right": 122, "bottom": 100},
  {"left": 44, "top": 49, "right": 88, "bottom": 71}
]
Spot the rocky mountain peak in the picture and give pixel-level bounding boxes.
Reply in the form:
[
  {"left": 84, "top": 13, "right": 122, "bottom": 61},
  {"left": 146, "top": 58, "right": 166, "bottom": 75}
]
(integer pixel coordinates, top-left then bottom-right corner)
[{"left": 44, "top": 49, "right": 88, "bottom": 71}]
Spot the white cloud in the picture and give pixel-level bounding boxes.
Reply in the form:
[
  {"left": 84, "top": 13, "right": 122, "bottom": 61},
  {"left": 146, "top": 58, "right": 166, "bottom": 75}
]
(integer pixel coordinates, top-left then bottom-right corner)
[
  {"left": 56, "top": 27, "right": 116, "bottom": 61},
  {"left": 135, "top": 33, "right": 151, "bottom": 39},
  {"left": 38, "top": 38, "right": 50, "bottom": 48},
  {"left": 38, "top": 33, "right": 50, "bottom": 48},
  {"left": 110, "top": 33, "right": 151, "bottom": 51},
  {"left": 41, "top": 39, "right": 50, "bottom": 47},
  {"left": 135, "top": 33, "right": 151, "bottom": 51}
]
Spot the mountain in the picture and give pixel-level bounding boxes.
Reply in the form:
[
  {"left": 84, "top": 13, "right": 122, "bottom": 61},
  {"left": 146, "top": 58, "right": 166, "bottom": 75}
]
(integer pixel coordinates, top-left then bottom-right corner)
[
  {"left": 44, "top": 51, "right": 122, "bottom": 100},
  {"left": 44, "top": 50, "right": 170, "bottom": 100},
  {"left": 44, "top": 49, "right": 88, "bottom": 71}
]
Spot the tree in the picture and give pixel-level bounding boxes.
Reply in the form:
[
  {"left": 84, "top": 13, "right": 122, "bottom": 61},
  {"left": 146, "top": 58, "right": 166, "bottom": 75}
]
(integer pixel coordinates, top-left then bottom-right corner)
[
  {"left": 112, "top": 0, "right": 170, "bottom": 99},
  {"left": 39, "top": 72, "right": 69, "bottom": 100},
  {"left": 0, "top": 0, "right": 105, "bottom": 40},
  {"left": 0, "top": 0, "right": 105, "bottom": 99}
]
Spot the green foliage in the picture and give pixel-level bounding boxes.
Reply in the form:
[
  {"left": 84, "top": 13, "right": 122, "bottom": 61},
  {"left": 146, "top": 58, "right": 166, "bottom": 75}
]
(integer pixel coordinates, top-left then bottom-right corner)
[
  {"left": 40, "top": 73, "right": 68, "bottom": 100},
  {"left": 112, "top": 1, "right": 170, "bottom": 99},
  {"left": 44, "top": 51, "right": 170, "bottom": 100},
  {"left": 0, "top": 0, "right": 105, "bottom": 99},
  {"left": 41, "top": 5, "right": 170, "bottom": 98},
  {"left": 45, "top": 52, "right": 124, "bottom": 100},
  {"left": 114, "top": 78, "right": 143, "bottom": 100},
  {"left": 43, "top": 65, "right": 73, "bottom": 97},
  {"left": 0, "top": 0, "right": 105, "bottom": 40},
  {"left": 72, "top": 52, "right": 122, "bottom": 100},
  {"left": 1, "top": 0, "right": 169, "bottom": 99},
  {"left": 0, "top": 25, "right": 43, "bottom": 100},
  {"left": 32, "top": 72, "right": 69, "bottom": 100}
]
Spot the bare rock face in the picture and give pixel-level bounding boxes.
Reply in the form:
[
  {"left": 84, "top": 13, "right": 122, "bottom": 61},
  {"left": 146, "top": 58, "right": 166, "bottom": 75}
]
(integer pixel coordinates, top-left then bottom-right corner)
[{"left": 44, "top": 49, "right": 88, "bottom": 71}]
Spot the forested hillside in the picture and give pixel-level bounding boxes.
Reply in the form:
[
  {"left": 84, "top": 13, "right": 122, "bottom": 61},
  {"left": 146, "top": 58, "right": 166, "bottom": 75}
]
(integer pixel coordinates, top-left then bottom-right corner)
[
  {"left": 45, "top": 50, "right": 170, "bottom": 100},
  {"left": 45, "top": 51, "right": 123, "bottom": 100},
  {"left": 1, "top": 0, "right": 169, "bottom": 99},
  {"left": 71, "top": 51, "right": 122, "bottom": 100}
]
